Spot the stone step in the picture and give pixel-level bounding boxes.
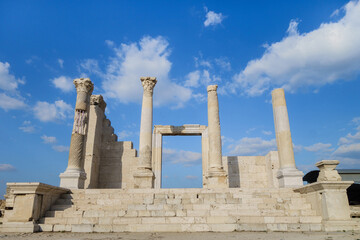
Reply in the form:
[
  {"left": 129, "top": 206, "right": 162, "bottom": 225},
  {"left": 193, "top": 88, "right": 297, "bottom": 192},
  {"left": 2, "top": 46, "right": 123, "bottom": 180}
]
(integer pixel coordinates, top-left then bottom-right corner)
[
  {"left": 40, "top": 215, "right": 322, "bottom": 225},
  {"left": 38, "top": 222, "right": 324, "bottom": 233}
]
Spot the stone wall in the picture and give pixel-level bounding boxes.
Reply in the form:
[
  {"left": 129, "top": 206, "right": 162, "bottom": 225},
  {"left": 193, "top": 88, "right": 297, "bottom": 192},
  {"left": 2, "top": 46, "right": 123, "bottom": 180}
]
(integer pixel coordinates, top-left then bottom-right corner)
[{"left": 224, "top": 151, "right": 280, "bottom": 189}]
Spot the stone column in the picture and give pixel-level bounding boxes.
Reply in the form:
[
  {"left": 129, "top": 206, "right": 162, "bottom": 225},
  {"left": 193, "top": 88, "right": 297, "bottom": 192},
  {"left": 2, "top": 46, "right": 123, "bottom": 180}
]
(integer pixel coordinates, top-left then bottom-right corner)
[
  {"left": 133, "top": 77, "right": 157, "bottom": 188},
  {"left": 271, "top": 88, "right": 303, "bottom": 188},
  {"left": 206, "top": 85, "right": 227, "bottom": 188},
  {"left": 60, "top": 78, "right": 94, "bottom": 189}
]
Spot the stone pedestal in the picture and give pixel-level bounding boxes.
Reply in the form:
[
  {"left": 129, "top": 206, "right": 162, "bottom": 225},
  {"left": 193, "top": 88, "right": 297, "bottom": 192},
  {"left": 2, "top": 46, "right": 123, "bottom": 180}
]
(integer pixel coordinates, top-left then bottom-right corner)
[
  {"left": 60, "top": 78, "right": 94, "bottom": 189},
  {"left": 271, "top": 88, "right": 303, "bottom": 188},
  {"left": 206, "top": 85, "right": 227, "bottom": 188},
  {"left": 295, "top": 160, "right": 354, "bottom": 231},
  {"left": 133, "top": 77, "right": 156, "bottom": 188}
]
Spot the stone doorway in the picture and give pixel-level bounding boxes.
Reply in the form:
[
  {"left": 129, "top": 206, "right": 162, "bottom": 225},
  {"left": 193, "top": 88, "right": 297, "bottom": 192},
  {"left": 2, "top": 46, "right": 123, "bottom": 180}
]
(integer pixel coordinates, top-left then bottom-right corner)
[{"left": 152, "top": 124, "right": 209, "bottom": 189}]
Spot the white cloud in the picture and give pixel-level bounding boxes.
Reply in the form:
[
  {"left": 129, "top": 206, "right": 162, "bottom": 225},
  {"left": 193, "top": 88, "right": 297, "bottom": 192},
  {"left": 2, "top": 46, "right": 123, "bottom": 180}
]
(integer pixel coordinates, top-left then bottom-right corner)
[
  {"left": 79, "top": 59, "right": 101, "bottom": 75},
  {"left": 0, "top": 164, "right": 16, "bottom": 171},
  {"left": 262, "top": 130, "right": 272, "bottom": 136},
  {"left": 227, "top": 137, "right": 277, "bottom": 156},
  {"left": 0, "top": 62, "right": 21, "bottom": 92},
  {"left": 215, "top": 58, "right": 231, "bottom": 71},
  {"left": 117, "top": 130, "right": 134, "bottom": 140},
  {"left": 184, "top": 70, "right": 201, "bottom": 87},
  {"left": 163, "top": 148, "right": 202, "bottom": 166},
  {"left": 58, "top": 59, "right": 64, "bottom": 68},
  {"left": 52, "top": 145, "right": 69, "bottom": 152},
  {"left": 0, "top": 93, "right": 26, "bottom": 111},
  {"left": 304, "top": 143, "right": 334, "bottom": 152},
  {"left": 184, "top": 69, "right": 220, "bottom": 89},
  {"left": 41, "top": 135, "right": 57, "bottom": 144},
  {"left": 33, "top": 100, "right": 72, "bottom": 122},
  {"left": 82, "top": 36, "right": 192, "bottom": 108},
  {"left": 19, "top": 121, "right": 35, "bottom": 133},
  {"left": 204, "top": 10, "right": 224, "bottom": 27},
  {"left": 51, "top": 76, "right": 73, "bottom": 93},
  {"left": 233, "top": 1, "right": 360, "bottom": 96}
]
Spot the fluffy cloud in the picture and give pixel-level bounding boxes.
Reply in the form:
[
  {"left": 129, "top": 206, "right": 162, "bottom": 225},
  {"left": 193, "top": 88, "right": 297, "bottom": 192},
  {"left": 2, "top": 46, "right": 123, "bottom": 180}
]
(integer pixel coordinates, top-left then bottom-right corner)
[
  {"left": 33, "top": 100, "right": 72, "bottom": 122},
  {"left": 233, "top": 1, "right": 360, "bottom": 96},
  {"left": 41, "top": 135, "right": 57, "bottom": 144},
  {"left": 82, "top": 36, "right": 192, "bottom": 108},
  {"left": 0, "top": 93, "right": 26, "bottom": 111},
  {"left": 0, "top": 62, "right": 23, "bottom": 92},
  {"left": 19, "top": 121, "right": 35, "bottom": 133},
  {"left": 0, "top": 62, "right": 26, "bottom": 111},
  {"left": 51, "top": 76, "right": 73, "bottom": 92},
  {"left": 227, "top": 137, "right": 277, "bottom": 156},
  {"left": 163, "top": 148, "right": 202, "bottom": 167},
  {"left": 204, "top": 10, "right": 224, "bottom": 27},
  {"left": 0, "top": 164, "right": 16, "bottom": 171},
  {"left": 58, "top": 59, "right": 64, "bottom": 68},
  {"left": 52, "top": 145, "right": 69, "bottom": 152},
  {"left": 184, "top": 69, "right": 220, "bottom": 88},
  {"left": 304, "top": 143, "right": 334, "bottom": 153},
  {"left": 331, "top": 118, "right": 360, "bottom": 166}
]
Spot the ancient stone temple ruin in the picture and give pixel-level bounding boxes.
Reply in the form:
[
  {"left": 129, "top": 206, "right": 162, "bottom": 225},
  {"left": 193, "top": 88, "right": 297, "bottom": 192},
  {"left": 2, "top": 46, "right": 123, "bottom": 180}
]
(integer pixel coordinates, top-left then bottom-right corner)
[{"left": 0, "top": 77, "right": 359, "bottom": 233}]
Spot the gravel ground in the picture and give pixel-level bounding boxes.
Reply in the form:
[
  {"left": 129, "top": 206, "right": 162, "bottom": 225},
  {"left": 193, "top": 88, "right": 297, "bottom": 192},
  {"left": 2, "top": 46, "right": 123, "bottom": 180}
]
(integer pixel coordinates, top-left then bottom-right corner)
[{"left": 0, "top": 232, "right": 359, "bottom": 240}]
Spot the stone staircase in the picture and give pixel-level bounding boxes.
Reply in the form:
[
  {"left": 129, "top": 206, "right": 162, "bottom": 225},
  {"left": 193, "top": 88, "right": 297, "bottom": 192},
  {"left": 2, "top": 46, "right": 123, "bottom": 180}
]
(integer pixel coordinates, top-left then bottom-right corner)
[{"left": 38, "top": 188, "right": 323, "bottom": 232}]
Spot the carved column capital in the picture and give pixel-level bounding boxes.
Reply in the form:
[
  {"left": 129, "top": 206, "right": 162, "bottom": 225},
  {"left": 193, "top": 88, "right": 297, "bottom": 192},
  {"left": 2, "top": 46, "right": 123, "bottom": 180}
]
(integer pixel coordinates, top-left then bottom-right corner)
[
  {"left": 74, "top": 78, "right": 94, "bottom": 94},
  {"left": 141, "top": 77, "right": 157, "bottom": 96},
  {"left": 90, "top": 95, "right": 107, "bottom": 112},
  {"left": 207, "top": 85, "right": 218, "bottom": 92}
]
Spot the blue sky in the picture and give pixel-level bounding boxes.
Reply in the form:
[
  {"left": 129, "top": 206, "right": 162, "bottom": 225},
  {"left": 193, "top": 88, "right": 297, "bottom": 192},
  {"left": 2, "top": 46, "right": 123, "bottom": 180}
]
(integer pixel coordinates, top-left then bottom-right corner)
[{"left": 1, "top": 0, "right": 360, "bottom": 194}]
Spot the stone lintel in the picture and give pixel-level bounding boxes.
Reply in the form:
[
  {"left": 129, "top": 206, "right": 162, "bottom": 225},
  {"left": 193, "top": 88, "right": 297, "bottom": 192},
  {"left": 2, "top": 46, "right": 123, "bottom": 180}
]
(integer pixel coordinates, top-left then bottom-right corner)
[{"left": 154, "top": 124, "right": 207, "bottom": 135}]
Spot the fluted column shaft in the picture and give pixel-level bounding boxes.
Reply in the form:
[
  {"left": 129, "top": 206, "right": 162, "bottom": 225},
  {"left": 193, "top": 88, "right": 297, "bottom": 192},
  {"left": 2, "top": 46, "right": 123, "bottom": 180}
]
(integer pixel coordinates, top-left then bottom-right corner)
[
  {"left": 207, "top": 85, "right": 223, "bottom": 171},
  {"left": 60, "top": 78, "right": 94, "bottom": 189},
  {"left": 271, "top": 88, "right": 296, "bottom": 169},
  {"left": 138, "top": 77, "right": 157, "bottom": 170},
  {"left": 66, "top": 78, "right": 94, "bottom": 171}
]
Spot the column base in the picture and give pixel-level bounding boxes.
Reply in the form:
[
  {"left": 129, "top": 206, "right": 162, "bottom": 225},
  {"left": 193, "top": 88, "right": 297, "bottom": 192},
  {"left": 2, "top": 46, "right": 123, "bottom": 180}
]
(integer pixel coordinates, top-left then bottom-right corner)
[
  {"left": 133, "top": 169, "right": 154, "bottom": 189},
  {"left": 59, "top": 170, "right": 86, "bottom": 189},
  {"left": 206, "top": 169, "right": 228, "bottom": 189},
  {"left": 277, "top": 167, "right": 304, "bottom": 188}
]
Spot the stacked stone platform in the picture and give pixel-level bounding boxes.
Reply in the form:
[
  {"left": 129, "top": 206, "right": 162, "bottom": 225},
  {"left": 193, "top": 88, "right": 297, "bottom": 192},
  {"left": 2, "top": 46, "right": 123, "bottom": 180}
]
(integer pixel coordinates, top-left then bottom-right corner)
[{"left": 38, "top": 188, "right": 323, "bottom": 232}]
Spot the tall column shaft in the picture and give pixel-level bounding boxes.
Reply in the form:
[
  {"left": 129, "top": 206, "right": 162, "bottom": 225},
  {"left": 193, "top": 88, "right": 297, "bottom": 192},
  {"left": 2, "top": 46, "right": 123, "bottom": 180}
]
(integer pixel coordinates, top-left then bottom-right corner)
[
  {"left": 207, "top": 85, "right": 223, "bottom": 170},
  {"left": 60, "top": 78, "right": 94, "bottom": 189},
  {"left": 271, "top": 88, "right": 295, "bottom": 169},
  {"left": 271, "top": 88, "right": 303, "bottom": 188},
  {"left": 206, "top": 85, "right": 227, "bottom": 188},
  {"left": 133, "top": 77, "right": 157, "bottom": 188},
  {"left": 138, "top": 85, "right": 154, "bottom": 169}
]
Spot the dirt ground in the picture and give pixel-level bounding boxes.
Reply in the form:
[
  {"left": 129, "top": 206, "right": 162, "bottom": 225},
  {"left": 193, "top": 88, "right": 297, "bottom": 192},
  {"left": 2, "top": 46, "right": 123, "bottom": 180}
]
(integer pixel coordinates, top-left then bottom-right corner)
[{"left": 0, "top": 232, "right": 359, "bottom": 240}]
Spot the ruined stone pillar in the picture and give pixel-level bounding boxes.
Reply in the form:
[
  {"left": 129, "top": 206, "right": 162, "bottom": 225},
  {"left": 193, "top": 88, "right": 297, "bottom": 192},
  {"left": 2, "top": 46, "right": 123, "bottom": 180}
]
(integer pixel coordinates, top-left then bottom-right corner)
[
  {"left": 133, "top": 77, "right": 156, "bottom": 188},
  {"left": 206, "top": 85, "right": 227, "bottom": 188},
  {"left": 271, "top": 88, "right": 303, "bottom": 188},
  {"left": 60, "top": 78, "right": 94, "bottom": 189}
]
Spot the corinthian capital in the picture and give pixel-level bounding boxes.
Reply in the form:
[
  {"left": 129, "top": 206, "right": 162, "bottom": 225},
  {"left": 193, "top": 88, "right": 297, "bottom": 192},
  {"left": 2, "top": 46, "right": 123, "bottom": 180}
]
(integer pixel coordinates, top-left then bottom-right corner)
[
  {"left": 74, "top": 78, "right": 94, "bottom": 94},
  {"left": 141, "top": 77, "right": 157, "bottom": 96},
  {"left": 207, "top": 85, "right": 218, "bottom": 92}
]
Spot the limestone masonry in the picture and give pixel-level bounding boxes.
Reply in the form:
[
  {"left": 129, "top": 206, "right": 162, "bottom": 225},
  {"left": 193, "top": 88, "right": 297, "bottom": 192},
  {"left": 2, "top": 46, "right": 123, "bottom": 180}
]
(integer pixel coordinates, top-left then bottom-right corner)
[{"left": 0, "top": 78, "right": 359, "bottom": 233}]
